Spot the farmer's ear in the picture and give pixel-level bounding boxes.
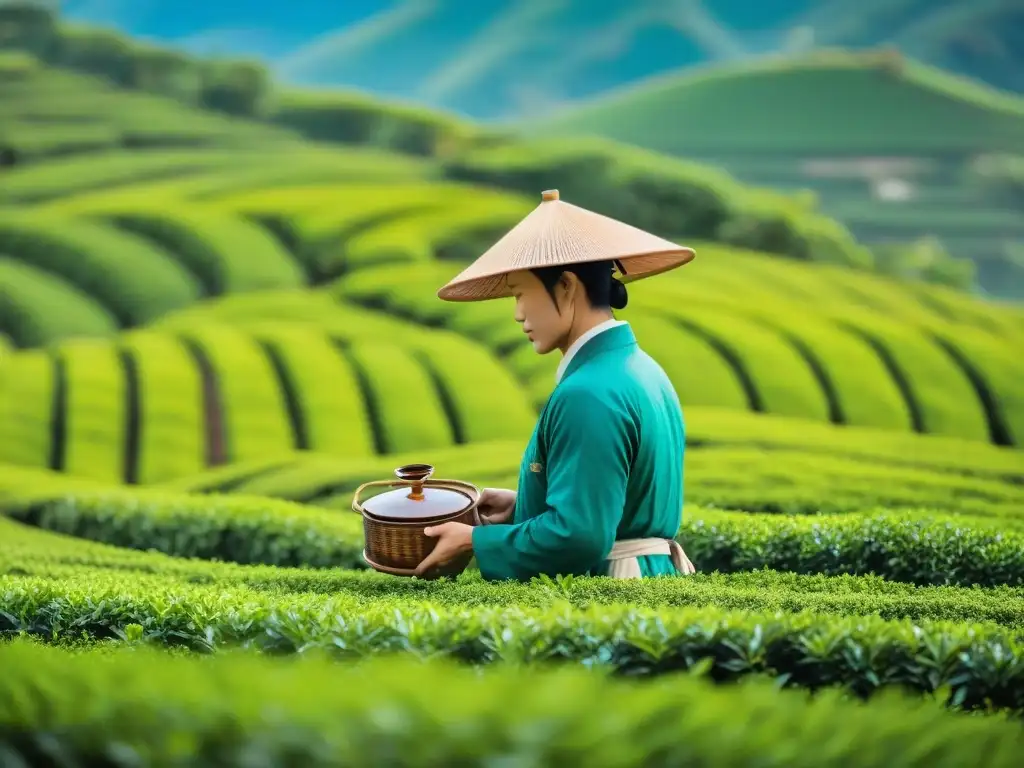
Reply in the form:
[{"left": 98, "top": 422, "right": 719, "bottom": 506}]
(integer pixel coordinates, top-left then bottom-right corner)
[{"left": 559, "top": 272, "right": 577, "bottom": 301}]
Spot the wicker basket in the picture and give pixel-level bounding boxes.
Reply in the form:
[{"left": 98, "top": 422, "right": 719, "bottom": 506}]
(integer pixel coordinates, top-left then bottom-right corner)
[{"left": 351, "top": 463, "right": 481, "bottom": 578}]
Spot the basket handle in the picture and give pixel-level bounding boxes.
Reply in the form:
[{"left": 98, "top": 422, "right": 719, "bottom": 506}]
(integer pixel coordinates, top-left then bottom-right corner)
[
  {"left": 351, "top": 479, "right": 401, "bottom": 515},
  {"left": 350, "top": 474, "right": 482, "bottom": 525}
]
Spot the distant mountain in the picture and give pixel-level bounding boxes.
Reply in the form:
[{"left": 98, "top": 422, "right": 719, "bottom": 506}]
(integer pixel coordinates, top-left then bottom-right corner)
[{"left": 58, "top": 0, "right": 1024, "bottom": 120}]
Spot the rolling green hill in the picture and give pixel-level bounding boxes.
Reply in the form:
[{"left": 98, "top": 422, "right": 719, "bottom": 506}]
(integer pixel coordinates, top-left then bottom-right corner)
[
  {"left": 529, "top": 50, "right": 1024, "bottom": 155},
  {"left": 527, "top": 49, "right": 1024, "bottom": 299}
]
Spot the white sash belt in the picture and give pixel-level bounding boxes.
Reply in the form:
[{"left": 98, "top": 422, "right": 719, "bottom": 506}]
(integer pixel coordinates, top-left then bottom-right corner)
[{"left": 606, "top": 538, "right": 696, "bottom": 579}]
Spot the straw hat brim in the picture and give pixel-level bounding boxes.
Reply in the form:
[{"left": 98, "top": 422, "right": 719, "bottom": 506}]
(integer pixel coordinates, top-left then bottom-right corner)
[{"left": 437, "top": 191, "right": 696, "bottom": 303}]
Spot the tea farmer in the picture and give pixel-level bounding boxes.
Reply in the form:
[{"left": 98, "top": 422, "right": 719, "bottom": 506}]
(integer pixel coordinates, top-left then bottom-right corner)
[{"left": 415, "top": 190, "right": 697, "bottom": 581}]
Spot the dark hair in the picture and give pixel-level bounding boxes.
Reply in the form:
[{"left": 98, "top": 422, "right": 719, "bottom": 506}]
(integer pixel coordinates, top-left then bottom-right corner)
[{"left": 531, "top": 260, "right": 628, "bottom": 311}]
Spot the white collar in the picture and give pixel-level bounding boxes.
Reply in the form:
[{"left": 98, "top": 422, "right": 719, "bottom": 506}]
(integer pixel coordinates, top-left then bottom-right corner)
[{"left": 555, "top": 318, "right": 627, "bottom": 383}]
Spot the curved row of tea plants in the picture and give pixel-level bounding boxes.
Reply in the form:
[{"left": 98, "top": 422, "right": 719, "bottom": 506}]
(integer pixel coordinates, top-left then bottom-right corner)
[
  {"left": 157, "top": 435, "right": 1024, "bottom": 521},
  {"left": 167, "top": 406, "right": 1024, "bottom": 488},
  {"left": 3, "top": 564, "right": 1023, "bottom": 712},
  {"left": 0, "top": 146, "right": 433, "bottom": 206},
  {"left": 2, "top": 136, "right": 1019, "bottom": 446},
  {"left": 0, "top": 210, "right": 204, "bottom": 330},
  {"left": 333, "top": 256, "right": 1024, "bottom": 445},
  {"left": 0, "top": 257, "right": 118, "bottom": 348},
  {"left": 6, "top": 276, "right": 1022, "bottom": 484},
  {"left": 2, "top": 641, "right": 1020, "bottom": 766},
  {"left": 3, "top": 515, "right": 1022, "bottom": 629},
  {"left": 0, "top": 178, "right": 537, "bottom": 347},
  {"left": 0, "top": 53, "right": 304, "bottom": 163},
  {"left": 3, "top": 484, "right": 1021, "bottom": 588},
  {"left": 0, "top": 317, "right": 536, "bottom": 483}
]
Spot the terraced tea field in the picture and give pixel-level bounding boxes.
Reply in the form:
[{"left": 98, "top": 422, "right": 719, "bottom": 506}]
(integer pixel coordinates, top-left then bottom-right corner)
[
  {"left": 2, "top": 168, "right": 1021, "bottom": 476},
  {"left": 2, "top": 19, "right": 1024, "bottom": 762}
]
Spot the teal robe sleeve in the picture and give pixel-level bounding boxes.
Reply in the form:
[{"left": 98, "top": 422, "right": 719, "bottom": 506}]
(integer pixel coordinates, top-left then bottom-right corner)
[{"left": 471, "top": 387, "right": 632, "bottom": 580}]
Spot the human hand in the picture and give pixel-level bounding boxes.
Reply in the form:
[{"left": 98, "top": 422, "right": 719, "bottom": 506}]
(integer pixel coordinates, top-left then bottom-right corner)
[
  {"left": 414, "top": 522, "right": 474, "bottom": 577},
  {"left": 477, "top": 487, "right": 516, "bottom": 525}
]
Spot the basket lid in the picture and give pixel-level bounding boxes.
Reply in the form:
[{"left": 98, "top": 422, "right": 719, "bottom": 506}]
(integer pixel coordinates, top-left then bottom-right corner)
[{"left": 361, "top": 464, "right": 472, "bottom": 522}]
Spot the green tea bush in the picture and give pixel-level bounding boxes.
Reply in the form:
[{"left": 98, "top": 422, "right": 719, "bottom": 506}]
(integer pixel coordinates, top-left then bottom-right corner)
[
  {"left": 0, "top": 257, "right": 117, "bottom": 348},
  {"left": 335, "top": 255, "right": 1021, "bottom": 445},
  {"left": 635, "top": 281, "right": 915, "bottom": 431},
  {"left": 210, "top": 433, "right": 1024, "bottom": 520},
  {"left": 687, "top": 508, "right": 1024, "bottom": 586},
  {"left": 406, "top": 334, "right": 538, "bottom": 445},
  {"left": 348, "top": 197, "right": 533, "bottom": 267},
  {"left": 214, "top": 181, "right": 523, "bottom": 281},
  {"left": 118, "top": 329, "right": 206, "bottom": 484},
  {"left": 0, "top": 61, "right": 296, "bottom": 157},
  {"left": 0, "top": 349, "right": 54, "bottom": 469},
  {"left": 3, "top": 516, "right": 1022, "bottom": 629},
  {"left": 1, "top": 488, "right": 365, "bottom": 568},
  {"left": 175, "top": 324, "right": 295, "bottom": 464},
  {"left": 834, "top": 311, "right": 992, "bottom": 441},
  {"left": 0, "top": 148, "right": 272, "bottom": 205},
  {"left": 0, "top": 211, "right": 201, "bottom": 326},
  {"left": 96, "top": 205, "right": 306, "bottom": 295},
  {"left": 2, "top": 574, "right": 1023, "bottom": 711},
  {"left": 268, "top": 87, "right": 483, "bottom": 157},
  {"left": 1, "top": 642, "right": 1020, "bottom": 766},
  {"left": 0, "top": 119, "right": 121, "bottom": 158},
  {"left": 680, "top": 448, "right": 1024, "bottom": 519},
  {"left": 682, "top": 406, "right": 1024, "bottom": 482},
  {"left": 924, "top": 325, "right": 1024, "bottom": 447},
  {"left": 254, "top": 326, "right": 377, "bottom": 457},
  {"left": 56, "top": 338, "right": 127, "bottom": 484},
  {"left": 3, "top": 489, "right": 1022, "bottom": 586},
  {"left": 625, "top": 310, "right": 752, "bottom": 409},
  {"left": 343, "top": 340, "right": 457, "bottom": 453}
]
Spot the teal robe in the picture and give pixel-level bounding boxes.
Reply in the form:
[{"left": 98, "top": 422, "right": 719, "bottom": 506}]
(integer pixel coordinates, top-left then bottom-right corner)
[{"left": 472, "top": 322, "right": 685, "bottom": 581}]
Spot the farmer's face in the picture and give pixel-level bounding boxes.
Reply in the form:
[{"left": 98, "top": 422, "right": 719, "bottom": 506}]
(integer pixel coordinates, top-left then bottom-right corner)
[{"left": 507, "top": 270, "right": 573, "bottom": 355}]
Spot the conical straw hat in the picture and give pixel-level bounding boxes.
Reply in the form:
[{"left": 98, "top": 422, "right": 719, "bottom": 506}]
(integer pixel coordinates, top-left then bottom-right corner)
[{"left": 437, "top": 189, "right": 696, "bottom": 302}]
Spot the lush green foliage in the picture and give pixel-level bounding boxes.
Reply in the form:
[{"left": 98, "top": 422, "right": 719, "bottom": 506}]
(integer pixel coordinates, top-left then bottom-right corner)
[
  {"left": 0, "top": 318, "right": 538, "bottom": 480},
  {"left": 0, "top": 146, "right": 433, "bottom": 206},
  {"left": 0, "top": 349, "right": 54, "bottom": 468},
  {"left": 169, "top": 433, "right": 1024, "bottom": 521},
  {"left": 2, "top": 483, "right": 1022, "bottom": 588},
  {"left": 4, "top": 516, "right": 1023, "bottom": 628},
  {"left": 2, "top": 7, "right": 1023, "bottom": 753},
  {"left": 2, "top": 642, "right": 1021, "bottom": 767},
  {"left": 0, "top": 209, "right": 202, "bottom": 326},
  {"left": 335, "top": 255, "right": 1024, "bottom": 446},
  {"left": 0, "top": 257, "right": 117, "bottom": 348},
  {"left": 443, "top": 137, "right": 874, "bottom": 268},
  {"left": 3, "top": 561, "right": 1024, "bottom": 712}
]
